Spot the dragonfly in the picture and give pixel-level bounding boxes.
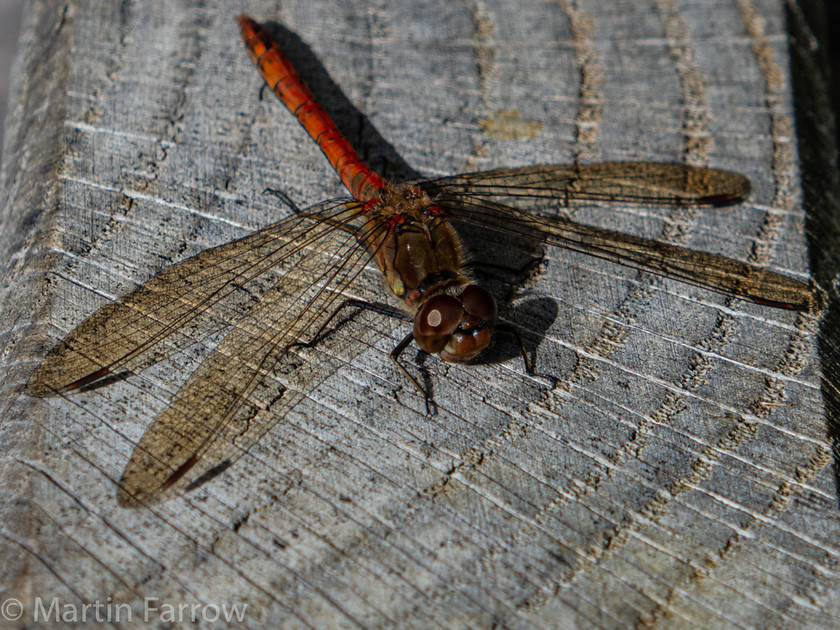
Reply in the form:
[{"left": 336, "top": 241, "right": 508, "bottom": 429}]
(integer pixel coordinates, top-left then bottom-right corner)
[{"left": 27, "top": 14, "right": 813, "bottom": 506}]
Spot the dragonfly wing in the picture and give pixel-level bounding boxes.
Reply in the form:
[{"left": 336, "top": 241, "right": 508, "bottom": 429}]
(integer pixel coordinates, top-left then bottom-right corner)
[
  {"left": 117, "top": 208, "right": 387, "bottom": 504},
  {"left": 418, "top": 162, "right": 812, "bottom": 310},
  {"left": 27, "top": 199, "right": 358, "bottom": 396},
  {"left": 418, "top": 161, "right": 751, "bottom": 206}
]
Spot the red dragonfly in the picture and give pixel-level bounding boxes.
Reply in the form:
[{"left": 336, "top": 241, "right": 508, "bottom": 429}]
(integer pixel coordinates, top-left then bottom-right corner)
[{"left": 27, "top": 15, "right": 813, "bottom": 505}]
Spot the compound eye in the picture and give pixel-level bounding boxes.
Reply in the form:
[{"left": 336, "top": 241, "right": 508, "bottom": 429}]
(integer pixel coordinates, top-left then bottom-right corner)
[
  {"left": 460, "top": 285, "right": 497, "bottom": 323},
  {"left": 413, "top": 295, "right": 464, "bottom": 353},
  {"left": 416, "top": 295, "right": 463, "bottom": 336}
]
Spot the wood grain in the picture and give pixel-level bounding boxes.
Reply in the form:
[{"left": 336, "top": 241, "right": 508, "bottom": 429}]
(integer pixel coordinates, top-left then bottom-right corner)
[{"left": 0, "top": 0, "right": 837, "bottom": 627}]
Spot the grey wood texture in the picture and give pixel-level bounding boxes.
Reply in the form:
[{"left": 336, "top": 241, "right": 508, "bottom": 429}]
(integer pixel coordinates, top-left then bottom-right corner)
[
  {"left": 0, "top": 0, "right": 836, "bottom": 628},
  {"left": 0, "top": 0, "right": 26, "bottom": 156}
]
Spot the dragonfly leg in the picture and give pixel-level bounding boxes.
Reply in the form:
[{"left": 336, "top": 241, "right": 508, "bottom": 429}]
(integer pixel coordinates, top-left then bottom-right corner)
[
  {"left": 390, "top": 332, "right": 435, "bottom": 416},
  {"left": 263, "top": 188, "right": 361, "bottom": 238},
  {"left": 495, "top": 322, "right": 558, "bottom": 387},
  {"left": 263, "top": 187, "right": 303, "bottom": 214},
  {"left": 291, "top": 298, "right": 410, "bottom": 351},
  {"left": 289, "top": 298, "right": 433, "bottom": 414}
]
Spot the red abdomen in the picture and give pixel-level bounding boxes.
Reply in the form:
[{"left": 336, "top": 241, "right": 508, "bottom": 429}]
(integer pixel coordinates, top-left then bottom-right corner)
[{"left": 237, "top": 15, "right": 385, "bottom": 200}]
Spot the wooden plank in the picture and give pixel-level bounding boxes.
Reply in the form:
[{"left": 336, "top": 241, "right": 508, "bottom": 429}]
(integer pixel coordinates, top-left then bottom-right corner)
[{"left": 0, "top": 0, "right": 837, "bottom": 627}]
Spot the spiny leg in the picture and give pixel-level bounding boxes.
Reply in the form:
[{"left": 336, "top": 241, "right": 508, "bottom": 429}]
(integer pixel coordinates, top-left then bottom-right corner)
[
  {"left": 290, "top": 298, "right": 410, "bottom": 352},
  {"left": 495, "top": 322, "right": 558, "bottom": 387},
  {"left": 290, "top": 298, "right": 435, "bottom": 414},
  {"left": 390, "top": 332, "right": 436, "bottom": 416},
  {"left": 263, "top": 187, "right": 303, "bottom": 215}
]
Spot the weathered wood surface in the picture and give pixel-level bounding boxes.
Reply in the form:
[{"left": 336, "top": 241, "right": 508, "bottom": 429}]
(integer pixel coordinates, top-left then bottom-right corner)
[{"left": 0, "top": 0, "right": 837, "bottom": 627}]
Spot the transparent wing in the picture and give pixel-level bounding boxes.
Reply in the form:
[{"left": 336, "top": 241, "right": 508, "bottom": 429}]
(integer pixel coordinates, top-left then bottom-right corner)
[
  {"left": 418, "top": 162, "right": 812, "bottom": 310},
  {"left": 28, "top": 198, "right": 390, "bottom": 504},
  {"left": 117, "top": 207, "right": 388, "bottom": 504},
  {"left": 27, "top": 198, "right": 359, "bottom": 396},
  {"left": 418, "top": 161, "right": 752, "bottom": 206}
]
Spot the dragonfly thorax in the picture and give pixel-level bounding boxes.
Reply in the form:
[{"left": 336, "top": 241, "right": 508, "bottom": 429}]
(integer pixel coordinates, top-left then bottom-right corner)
[
  {"left": 367, "top": 182, "right": 474, "bottom": 311},
  {"left": 413, "top": 284, "right": 497, "bottom": 362},
  {"left": 364, "top": 182, "right": 435, "bottom": 215}
]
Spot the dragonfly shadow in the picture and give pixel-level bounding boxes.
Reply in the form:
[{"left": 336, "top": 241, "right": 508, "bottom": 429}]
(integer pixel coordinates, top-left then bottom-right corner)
[
  {"left": 184, "top": 459, "right": 233, "bottom": 493},
  {"left": 261, "top": 21, "right": 422, "bottom": 182},
  {"left": 73, "top": 370, "right": 132, "bottom": 394},
  {"left": 480, "top": 296, "right": 559, "bottom": 369},
  {"left": 456, "top": 219, "right": 559, "bottom": 368}
]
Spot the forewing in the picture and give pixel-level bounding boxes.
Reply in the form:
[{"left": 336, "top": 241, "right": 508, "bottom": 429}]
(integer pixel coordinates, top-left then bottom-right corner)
[
  {"left": 418, "top": 161, "right": 752, "bottom": 206},
  {"left": 27, "top": 199, "right": 359, "bottom": 396},
  {"left": 116, "top": 207, "right": 388, "bottom": 504},
  {"left": 418, "top": 162, "right": 812, "bottom": 310}
]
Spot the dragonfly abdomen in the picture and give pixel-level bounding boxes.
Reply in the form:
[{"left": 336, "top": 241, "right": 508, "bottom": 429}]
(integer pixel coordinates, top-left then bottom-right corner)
[{"left": 237, "top": 15, "right": 385, "bottom": 200}]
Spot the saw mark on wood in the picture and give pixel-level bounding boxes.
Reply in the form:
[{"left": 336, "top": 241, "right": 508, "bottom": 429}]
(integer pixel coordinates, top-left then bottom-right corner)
[
  {"left": 498, "top": 5, "right": 820, "bottom": 621},
  {"left": 53, "top": 7, "right": 209, "bottom": 342},
  {"left": 736, "top": 0, "right": 799, "bottom": 268},
  {"left": 653, "top": 0, "right": 712, "bottom": 168},
  {"left": 557, "top": 0, "right": 604, "bottom": 164},
  {"left": 652, "top": 0, "right": 712, "bottom": 247},
  {"left": 461, "top": 0, "right": 497, "bottom": 172},
  {"left": 538, "top": 6, "right": 822, "bottom": 612},
  {"left": 26, "top": 389, "right": 361, "bottom": 628},
  {"left": 640, "top": 445, "right": 834, "bottom": 629}
]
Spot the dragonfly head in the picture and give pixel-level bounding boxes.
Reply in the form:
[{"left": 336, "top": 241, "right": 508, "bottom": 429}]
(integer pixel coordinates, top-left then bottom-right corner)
[{"left": 413, "top": 285, "right": 497, "bottom": 362}]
